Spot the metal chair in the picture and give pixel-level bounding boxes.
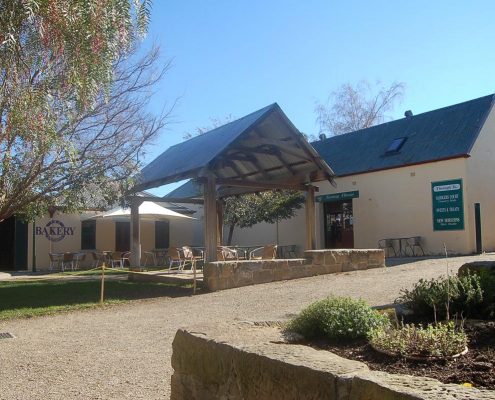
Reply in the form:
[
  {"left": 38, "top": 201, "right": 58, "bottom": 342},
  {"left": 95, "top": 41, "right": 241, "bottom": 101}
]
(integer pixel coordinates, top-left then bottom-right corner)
[
  {"left": 182, "top": 246, "right": 204, "bottom": 270},
  {"left": 378, "top": 239, "right": 397, "bottom": 257},
  {"left": 249, "top": 244, "right": 278, "bottom": 260},
  {"left": 121, "top": 252, "right": 131, "bottom": 268},
  {"left": 168, "top": 247, "right": 185, "bottom": 272},
  {"left": 405, "top": 236, "right": 425, "bottom": 256},
  {"left": 108, "top": 251, "right": 125, "bottom": 268},
  {"left": 73, "top": 253, "right": 86, "bottom": 270},
  {"left": 91, "top": 252, "right": 106, "bottom": 268},
  {"left": 49, "top": 253, "right": 63, "bottom": 271},
  {"left": 61, "top": 253, "right": 75, "bottom": 271}
]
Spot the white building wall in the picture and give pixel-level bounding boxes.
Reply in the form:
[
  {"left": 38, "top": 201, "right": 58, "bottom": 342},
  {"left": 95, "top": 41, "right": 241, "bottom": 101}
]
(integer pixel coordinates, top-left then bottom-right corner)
[{"left": 465, "top": 105, "right": 495, "bottom": 252}]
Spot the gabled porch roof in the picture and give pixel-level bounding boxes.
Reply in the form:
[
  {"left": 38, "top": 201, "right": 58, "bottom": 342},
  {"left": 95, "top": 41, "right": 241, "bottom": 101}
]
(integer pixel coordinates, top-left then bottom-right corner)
[{"left": 134, "top": 103, "right": 335, "bottom": 196}]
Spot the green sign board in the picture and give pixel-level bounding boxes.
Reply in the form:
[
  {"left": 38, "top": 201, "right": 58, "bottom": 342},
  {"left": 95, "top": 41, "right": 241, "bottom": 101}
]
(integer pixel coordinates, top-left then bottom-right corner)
[
  {"left": 431, "top": 179, "right": 464, "bottom": 231},
  {"left": 316, "top": 190, "right": 359, "bottom": 203}
]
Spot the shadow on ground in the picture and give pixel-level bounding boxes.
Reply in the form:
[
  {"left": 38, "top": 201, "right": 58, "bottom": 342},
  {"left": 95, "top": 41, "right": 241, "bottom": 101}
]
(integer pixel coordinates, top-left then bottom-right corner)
[{"left": 385, "top": 256, "right": 442, "bottom": 267}]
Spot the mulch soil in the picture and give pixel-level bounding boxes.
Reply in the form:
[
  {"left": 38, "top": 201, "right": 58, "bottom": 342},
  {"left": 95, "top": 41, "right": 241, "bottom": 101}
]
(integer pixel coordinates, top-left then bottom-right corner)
[{"left": 310, "top": 320, "right": 495, "bottom": 390}]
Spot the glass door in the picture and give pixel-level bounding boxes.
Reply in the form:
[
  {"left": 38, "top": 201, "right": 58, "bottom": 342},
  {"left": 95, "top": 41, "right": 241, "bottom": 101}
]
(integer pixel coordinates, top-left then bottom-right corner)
[{"left": 323, "top": 201, "right": 354, "bottom": 248}]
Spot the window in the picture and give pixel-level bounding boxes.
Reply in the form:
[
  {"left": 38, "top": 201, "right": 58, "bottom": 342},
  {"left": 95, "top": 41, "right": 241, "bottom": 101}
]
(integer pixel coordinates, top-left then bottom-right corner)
[
  {"left": 81, "top": 220, "right": 96, "bottom": 250},
  {"left": 115, "top": 221, "right": 130, "bottom": 252},
  {"left": 155, "top": 221, "right": 170, "bottom": 249},
  {"left": 385, "top": 137, "right": 407, "bottom": 154}
]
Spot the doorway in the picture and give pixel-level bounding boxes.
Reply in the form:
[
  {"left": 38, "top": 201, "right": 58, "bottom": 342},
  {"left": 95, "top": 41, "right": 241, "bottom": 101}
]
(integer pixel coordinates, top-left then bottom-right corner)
[
  {"left": 115, "top": 221, "right": 130, "bottom": 252},
  {"left": 323, "top": 201, "right": 354, "bottom": 248},
  {"left": 0, "top": 216, "right": 28, "bottom": 270}
]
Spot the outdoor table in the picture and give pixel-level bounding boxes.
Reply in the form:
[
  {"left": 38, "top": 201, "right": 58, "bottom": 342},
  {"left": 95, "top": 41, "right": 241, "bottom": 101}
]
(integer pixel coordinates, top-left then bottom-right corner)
[{"left": 152, "top": 249, "right": 168, "bottom": 266}]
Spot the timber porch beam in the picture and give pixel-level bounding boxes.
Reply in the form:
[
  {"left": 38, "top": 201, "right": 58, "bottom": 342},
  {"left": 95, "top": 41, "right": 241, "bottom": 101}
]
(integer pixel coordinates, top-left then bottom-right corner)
[
  {"left": 215, "top": 178, "right": 318, "bottom": 192},
  {"left": 127, "top": 196, "right": 204, "bottom": 204}
]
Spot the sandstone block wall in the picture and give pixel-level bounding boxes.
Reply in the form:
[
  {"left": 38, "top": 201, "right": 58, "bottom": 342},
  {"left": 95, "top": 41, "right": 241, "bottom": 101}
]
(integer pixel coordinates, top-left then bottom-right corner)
[
  {"left": 171, "top": 323, "right": 494, "bottom": 400},
  {"left": 304, "top": 249, "right": 385, "bottom": 273},
  {"left": 203, "top": 249, "right": 385, "bottom": 291}
]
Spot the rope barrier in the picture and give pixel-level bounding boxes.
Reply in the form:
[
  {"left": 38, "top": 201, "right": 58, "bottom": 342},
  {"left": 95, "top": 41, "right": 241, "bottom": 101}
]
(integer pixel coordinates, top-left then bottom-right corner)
[{"left": 55, "top": 265, "right": 126, "bottom": 276}]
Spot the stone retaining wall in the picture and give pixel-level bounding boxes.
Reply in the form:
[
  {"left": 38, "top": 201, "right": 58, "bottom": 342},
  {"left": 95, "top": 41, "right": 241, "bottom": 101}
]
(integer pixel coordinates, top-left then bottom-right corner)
[
  {"left": 203, "top": 249, "right": 385, "bottom": 291},
  {"left": 171, "top": 322, "right": 494, "bottom": 400}
]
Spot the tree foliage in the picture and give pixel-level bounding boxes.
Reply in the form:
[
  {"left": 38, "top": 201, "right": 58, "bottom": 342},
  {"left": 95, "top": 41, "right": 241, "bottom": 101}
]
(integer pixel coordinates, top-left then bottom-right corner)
[
  {"left": 0, "top": 1, "right": 161, "bottom": 222},
  {"left": 224, "top": 190, "right": 305, "bottom": 228},
  {"left": 315, "top": 80, "right": 405, "bottom": 136},
  {"left": 223, "top": 190, "right": 305, "bottom": 245}
]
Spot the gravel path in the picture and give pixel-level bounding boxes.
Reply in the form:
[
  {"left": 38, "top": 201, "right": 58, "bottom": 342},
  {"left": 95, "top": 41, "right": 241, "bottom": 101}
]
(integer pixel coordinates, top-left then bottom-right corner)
[{"left": 1, "top": 254, "right": 493, "bottom": 400}]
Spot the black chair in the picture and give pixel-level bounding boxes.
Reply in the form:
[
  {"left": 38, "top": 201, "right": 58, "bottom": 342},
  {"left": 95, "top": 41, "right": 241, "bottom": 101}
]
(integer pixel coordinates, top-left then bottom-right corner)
[
  {"left": 405, "top": 236, "right": 425, "bottom": 256},
  {"left": 378, "top": 239, "right": 396, "bottom": 257}
]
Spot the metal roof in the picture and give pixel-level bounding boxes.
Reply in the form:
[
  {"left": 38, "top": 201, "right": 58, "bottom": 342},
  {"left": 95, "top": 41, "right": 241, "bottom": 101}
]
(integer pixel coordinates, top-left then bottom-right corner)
[
  {"left": 135, "top": 103, "right": 335, "bottom": 194},
  {"left": 136, "top": 191, "right": 195, "bottom": 214},
  {"left": 164, "top": 181, "right": 202, "bottom": 199},
  {"left": 311, "top": 94, "right": 494, "bottom": 177}
]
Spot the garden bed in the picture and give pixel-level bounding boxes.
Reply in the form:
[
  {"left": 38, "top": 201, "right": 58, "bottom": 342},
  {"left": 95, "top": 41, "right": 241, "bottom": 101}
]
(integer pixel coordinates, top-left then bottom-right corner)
[{"left": 314, "top": 319, "right": 495, "bottom": 389}]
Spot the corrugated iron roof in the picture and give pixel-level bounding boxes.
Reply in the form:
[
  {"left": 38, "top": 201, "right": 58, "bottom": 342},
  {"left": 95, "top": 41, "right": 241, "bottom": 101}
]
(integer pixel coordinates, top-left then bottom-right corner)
[
  {"left": 135, "top": 103, "right": 335, "bottom": 193},
  {"left": 136, "top": 104, "right": 277, "bottom": 190},
  {"left": 164, "top": 181, "right": 202, "bottom": 199},
  {"left": 311, "top": 94, "right": 494, "bottom": 176}
]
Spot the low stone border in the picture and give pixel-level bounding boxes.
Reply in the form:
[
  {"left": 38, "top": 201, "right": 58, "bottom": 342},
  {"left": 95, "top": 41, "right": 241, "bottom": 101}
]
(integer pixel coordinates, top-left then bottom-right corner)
[
  {"left": 203, "top": 249, "right": 385, "bottom": 291},
  {"left": 170, "top": 322, "right": 494, "bottom": 400}
]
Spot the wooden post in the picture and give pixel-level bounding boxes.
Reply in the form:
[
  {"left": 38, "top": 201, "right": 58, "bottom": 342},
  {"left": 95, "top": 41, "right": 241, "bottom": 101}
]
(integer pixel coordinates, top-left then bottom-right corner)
[
  {"left": 217, "top": 200, "right": 223, "bottom": 246},
  {"left": 204, "top": 176, "right": 218, "bottom": 262},
  {"left": 130, "top": 198, "right": 142, "bottom": 269},
  {"left": 100, "top": 262, "right": 105, "bottom": 305},
  {"left": 305, "top": 186, "right": 316, "bottom": 250}
]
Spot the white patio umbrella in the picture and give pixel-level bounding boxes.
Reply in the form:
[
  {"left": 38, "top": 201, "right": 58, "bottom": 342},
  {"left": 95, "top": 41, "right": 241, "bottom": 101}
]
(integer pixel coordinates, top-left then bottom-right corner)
[
  {"left": 85, "top": 201, "right": 195, "bottom": 268},
  {"left": 90, "top": 201, "right": 195, "bottom": 221}
]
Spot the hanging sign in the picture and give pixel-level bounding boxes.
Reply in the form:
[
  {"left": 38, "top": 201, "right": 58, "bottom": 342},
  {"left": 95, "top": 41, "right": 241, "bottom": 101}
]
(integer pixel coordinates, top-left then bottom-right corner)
[
  {"left": 431, "top": 179, "right": 464, "bottom": 231},
  {"left": 316, "top": 190, "right": 359, "bottom": 203}
]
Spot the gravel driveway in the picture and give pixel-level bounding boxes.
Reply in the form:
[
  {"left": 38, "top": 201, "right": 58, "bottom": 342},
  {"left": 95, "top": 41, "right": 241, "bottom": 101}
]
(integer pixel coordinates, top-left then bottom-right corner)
[{"left": 1, "top": 254, "right": 493, "bottom": 400}]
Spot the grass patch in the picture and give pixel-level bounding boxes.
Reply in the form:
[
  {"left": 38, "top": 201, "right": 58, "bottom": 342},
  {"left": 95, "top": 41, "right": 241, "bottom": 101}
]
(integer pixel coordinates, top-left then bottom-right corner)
[{"left": 0, "top": 279, "right": 193, "bottom": 320}]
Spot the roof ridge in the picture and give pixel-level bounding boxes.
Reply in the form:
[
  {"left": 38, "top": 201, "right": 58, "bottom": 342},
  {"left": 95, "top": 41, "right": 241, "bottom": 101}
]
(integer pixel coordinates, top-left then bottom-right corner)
[{"left": 168, "top": 103, "right": 278, "bottom": 150}]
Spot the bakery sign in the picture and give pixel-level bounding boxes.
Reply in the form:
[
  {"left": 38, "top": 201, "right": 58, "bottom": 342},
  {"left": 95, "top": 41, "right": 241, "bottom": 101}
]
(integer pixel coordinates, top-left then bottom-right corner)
[{"left": 35, "top": 219, "right": 75, "bottom": 242}]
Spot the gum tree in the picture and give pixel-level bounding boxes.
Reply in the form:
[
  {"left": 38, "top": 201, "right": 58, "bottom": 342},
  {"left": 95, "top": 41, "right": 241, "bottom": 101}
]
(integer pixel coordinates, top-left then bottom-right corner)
[
  {"left": 315, "top": 80, "right": 405, "bottom": 136},
  {"left": 0, "top": 0, "right": 163, "bottom": 222}
]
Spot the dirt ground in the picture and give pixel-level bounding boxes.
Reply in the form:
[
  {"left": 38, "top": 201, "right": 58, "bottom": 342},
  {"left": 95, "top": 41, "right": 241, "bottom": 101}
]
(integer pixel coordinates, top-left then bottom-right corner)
[
  {"left": 1, "top": 254, "right": 494, "bottom": 399},
  {"left": 323, "top": 319, "right": 495, "bottom": 390}
]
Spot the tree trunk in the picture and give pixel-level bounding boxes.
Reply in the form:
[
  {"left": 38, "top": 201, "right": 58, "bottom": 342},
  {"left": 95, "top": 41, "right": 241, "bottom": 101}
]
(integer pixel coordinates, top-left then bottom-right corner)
[{"left": 227, "top": 224, "right": 235, "bottom": 245}]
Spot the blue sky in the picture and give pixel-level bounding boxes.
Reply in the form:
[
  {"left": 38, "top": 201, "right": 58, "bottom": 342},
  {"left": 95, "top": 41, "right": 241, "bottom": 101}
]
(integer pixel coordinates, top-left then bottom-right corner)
[{"left": 141, "top": 1, "right": 495, "bottom": 195}]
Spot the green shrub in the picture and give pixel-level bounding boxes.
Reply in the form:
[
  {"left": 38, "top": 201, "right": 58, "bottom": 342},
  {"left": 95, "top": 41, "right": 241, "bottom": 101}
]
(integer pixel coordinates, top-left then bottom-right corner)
[
  {"left": 370, "top": 321, "right": 467, "bottom": 358},
  {"left": 287, "top": 296, "right": 390, "bottom": 342},
  {"left": 395, "top": 274, "right": 483, "bottom": 320},
  {"left": 479, "top": 271, "right": 495, "bottom": 318}
]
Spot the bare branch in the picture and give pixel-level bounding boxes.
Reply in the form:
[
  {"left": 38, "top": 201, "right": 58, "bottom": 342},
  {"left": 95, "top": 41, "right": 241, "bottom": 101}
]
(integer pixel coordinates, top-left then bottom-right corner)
[{"left": 315, "top": 80, "right": 405, "bottom": 136}]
